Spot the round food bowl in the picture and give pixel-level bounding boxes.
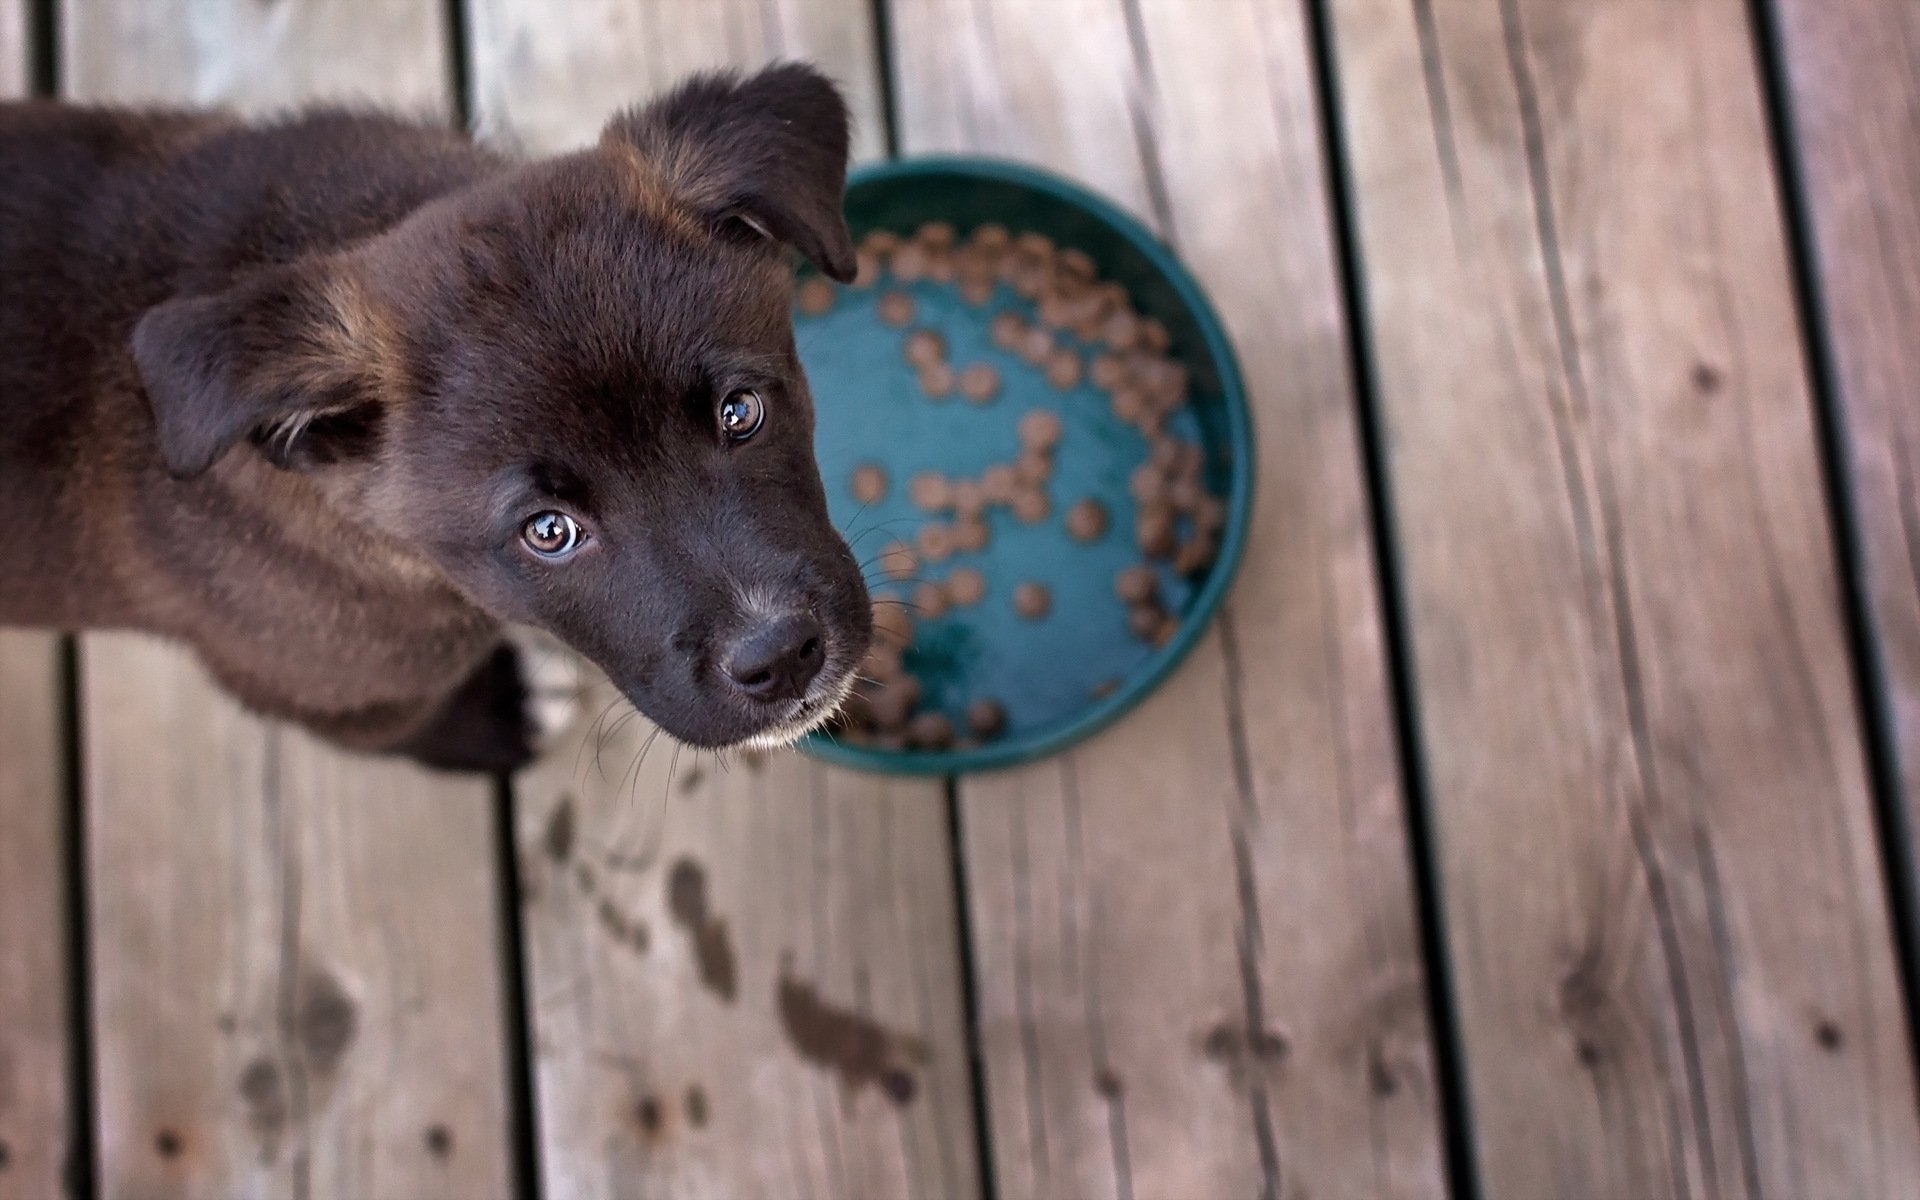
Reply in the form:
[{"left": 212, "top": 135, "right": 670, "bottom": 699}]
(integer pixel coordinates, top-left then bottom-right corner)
[{"left": 797, "top": 158, "right": 1253, "bottom": 774}]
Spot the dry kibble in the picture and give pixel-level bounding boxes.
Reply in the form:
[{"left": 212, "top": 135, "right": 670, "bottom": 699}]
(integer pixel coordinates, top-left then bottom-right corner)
[
  {"left": 919, "top": 362, "right": 955, "bottom": 400},
  {"left": 1115, "top": 564, "right": 1159, "bottom": 605},
  {"left": 913, "top": 580, "right": 950, "bottom": 619},
  {"left": 872, "top": 599, "right": 914, "bottom": 647},
  {"left": 850, "top": 462, "right": 889, "bottom": 505},
  {"left": 1058, "top": 247, "right": 1097, "bottom": 280},
  {"left": 1014, "top": 231, "right": 1055, "bottom": 258},
  {"left": 1128, "top": 602, "right": 1166, "bottom": 641},
  {"left": 990, "top": 311, "right": 1026, "bottom": 350},
  {"left": 953, "top": 516, "right": 990, "bottom": 553},
  {"left": 890, "top": 243, "right": 928, "bottom": 282},
  {"left": 1152, "top": 617, "right": 1179, "bottom": 648},
  {"left": 871, "top": 675, "right": 922, "bottom": 727},
  {"left": 918, "top": 522, "right": 956, "bottom": 563},
  {"left": 1175, "top": 536, "right": 1217, "bottom": 576},
  {"left": 1169, "top": 474, "right": 1206, "bottom": 512},
  {"left": 960, "top": 277, "right": 995, "bottom": 306},
  {"left": 1090, "top": 354, "right": 1127, "bottom": 390},
  {"left": 1194, "top": 495, "right": 1228, "bottom": 534},
  {"left": 905, "top": 328, "right": 947, "bottom": 368},
  {"left": 981, "top": 464, "right": 1018, "bottom": 503},
  {"left": 971, "top": 223, "right": 1011, "bottom": 250},
  {"left": 1066, "top": 498, "right": 1109, "bottom": 542},
  {"left": 967, "top": 698, "right": 1007, "bottom": 737},
  {"left": 863, "top": 641, "right": 903, "bottom": 680},
  {"left": 1045, "top": 348, "right": 1083, "bottom": 391},
  {"left": 853, "top": 248, "right": 883, "bottom": 288},
  {"left": 910, "top": 472, "right": 953, "bottom": 512},
  {"left": 1150, "top": 436, "right": 1186, "bottom": 472},
  {"left": 1012, "top": 488, "right": 1051, "bottom": 524},
  {"left": 917, "top": 220, "right": 957, "bottom": 249},
  {"left": 1018, "top": 409, "right": 1063, "bottom": 452},
  {"left": 1131, "top": 463, "right": 1167, "bottom": 504},
  {"left": 926, "top": 251, "right": 957, "bottom": 284},
  {"left": 959, "top": 363, "right": 1002, "bottom": 405},
  {"left": 1014, "top": 449, "right": 1053, "bottom": 487},
  {"left": 1110, "top": 387, "right": 1149, "bottom": 424},
  {"left": 1101, "top": 310, "right": 1142, "bottom": 350},
  {"left": 951, "top": 480, "right": 987, "bottom": 518},
  {"left": 1141, "top": 317, "right": 1172, "bottom": 354},
  {"left": 877, "top": 290, "right": 915, "bottom": 327},
  {"left": 909, "top": 711, "right": 955, "bottom": 749},
  {"left": 1013, "top": 581, "right": 1053, "bottom": 620},
  {"left": 861, "top": 229, "right": 903, "bottom": 255},
  {"left": 1020, "top": 326, "right": 1055, "bottom": 365},
  {"left": 796, "top": 277, "right": 836, "bottom": 316},
  {"left": 1136, "top": 507, "right": 1177, "bottom": 559},
  {"left": 879, "top": 541, "right": 918, "bottom": 582},
  {"left": 947, "top": 566, "right": 987, "bottom": 607}
]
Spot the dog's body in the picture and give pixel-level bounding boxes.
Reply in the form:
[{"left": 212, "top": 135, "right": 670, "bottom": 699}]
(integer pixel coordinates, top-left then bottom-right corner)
[{"left": 0, "top": 68, "right": 873, "bottom": 770}]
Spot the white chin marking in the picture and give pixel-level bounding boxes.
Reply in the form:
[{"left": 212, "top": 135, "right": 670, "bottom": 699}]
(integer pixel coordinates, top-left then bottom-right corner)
[
  {"left": 736, "top": 673, "right": 852, "bottom": 751},
  {"left": 507, "top": 625, "right": 588, "bottom": 755}
]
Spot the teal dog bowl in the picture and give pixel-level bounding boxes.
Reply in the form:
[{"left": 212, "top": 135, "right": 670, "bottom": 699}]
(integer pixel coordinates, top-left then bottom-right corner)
[{"left": 798, "top": 158, "right": 1253, "bottom": 774}]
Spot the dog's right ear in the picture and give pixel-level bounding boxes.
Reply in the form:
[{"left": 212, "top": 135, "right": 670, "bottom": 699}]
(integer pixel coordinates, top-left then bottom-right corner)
[{"left": 132, "top": 259, "right": 396, "bottom": 480}]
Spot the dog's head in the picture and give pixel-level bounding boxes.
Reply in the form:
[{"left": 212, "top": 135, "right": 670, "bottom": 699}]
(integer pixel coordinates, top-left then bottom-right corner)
[{"left": 130, "top": 65, "right": 873, "bottom": 749}]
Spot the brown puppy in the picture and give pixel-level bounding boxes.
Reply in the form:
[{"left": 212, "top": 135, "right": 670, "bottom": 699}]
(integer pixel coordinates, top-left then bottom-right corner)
[{"left": 0, "top": 65, "right": 873, "bottom": 772}]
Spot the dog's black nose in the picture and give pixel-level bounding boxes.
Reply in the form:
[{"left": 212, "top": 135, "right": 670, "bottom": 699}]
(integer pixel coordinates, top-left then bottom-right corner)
[{"left": 721, "top": 613, "right": 826, "bottom": 703}]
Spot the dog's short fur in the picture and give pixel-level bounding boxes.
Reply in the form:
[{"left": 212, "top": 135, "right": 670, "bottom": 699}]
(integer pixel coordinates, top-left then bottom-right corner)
[{"left": 0, "top": 65, "right": 873, "bottom": 771}]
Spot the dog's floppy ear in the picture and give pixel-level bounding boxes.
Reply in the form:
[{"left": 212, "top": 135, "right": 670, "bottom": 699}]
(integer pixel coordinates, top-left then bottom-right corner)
[
  {"left": 132, "top": 259, "right": 395, "bottom": 479},
  {"left": 603, "top": 63, "right": 857, "bottom": 282}
]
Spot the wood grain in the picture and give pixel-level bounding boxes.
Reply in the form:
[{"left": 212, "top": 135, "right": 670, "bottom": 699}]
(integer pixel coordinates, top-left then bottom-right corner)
[
  {"left": 890, "top": 0, "right": 1447, "bottom": 1196},
  {"left": 0, "top": 0, "right": 22, "bottom": 95},
  {"left": 1326, "top": 0, "right": 1920, "bottom": 1194},
  {"left": 1771, "top": 0, "right": 1920, "bottom": 936},
  {"left": 0, "top": 634, "right": 74, "bottom": 1200},
  {"left": 60, "top": 3, "right": 515, "bottom": 1197},
  {"left": 463, "top": 3, "right": 982, "bottom": 1195}
]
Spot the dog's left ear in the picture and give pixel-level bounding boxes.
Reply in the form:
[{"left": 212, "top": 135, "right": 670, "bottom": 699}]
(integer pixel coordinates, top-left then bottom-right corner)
[
  {"left": 603, "top": 63, "right": 857, "bottom": 282},
  {"left": 132, "top": 258, "right": 396, "bottom": 479}
]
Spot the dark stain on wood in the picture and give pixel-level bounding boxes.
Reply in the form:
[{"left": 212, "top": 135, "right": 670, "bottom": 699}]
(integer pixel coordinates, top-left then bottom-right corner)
[
  {"left": 216, "top": 1012, "right": 237, "bottom": 1035},
  {"left": 1369, "top": 1051, "right": 1399, "bottom": 1097},
  {"left": 595, "top": 895, "right": 650, "bottom": 955},
  {"left": 297, "top": 965, "right": 357, "bottom": 1072},
  {"left": 0, "top": 1138, "right": 11, "bottom": 1170},
  {"left": 636, "top": 1095, "right": 663, "bottom": 1136},
  {"left": 678, "top": 765, "right": 704, "bottom": 793},
  {"left": 425, "top": 1123, "right": 454, "bottom": 1160},
  {"left": 544, "top": 795, "right": 576, "bottom": 862},
  {"left": 154, "top": 1128, "right": 184, "bottom": 1160},
  {"left": 1202, "top": 1020, "right": 1290, "bottom": 1093},
  {"left": 776, "top": 970, "right": 927, "bottom": 1105},
  {"left": 685, "top": 1084, "right": 709, "bottom": 1128},
  {"left": 1094, "top": 1068, "right": 1123, "bottom": 1099},
  {"left": 1691, "top": 361, "right": 1722, "bottom": 393},
  {"left": 1815, "top": 1019, "right": 1844, "bottom": 1052},
  {"left": 239, "top": 1057, "right": 287, "bottom": 1151},
  {"left": 667, "top": 858, "right": 737, "bottom": 1002}
]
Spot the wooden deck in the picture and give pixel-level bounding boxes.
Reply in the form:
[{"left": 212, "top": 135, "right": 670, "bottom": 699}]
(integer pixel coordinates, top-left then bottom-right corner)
[{"left": 3, "top": 0, "right": 1919, "bottom": 1196}]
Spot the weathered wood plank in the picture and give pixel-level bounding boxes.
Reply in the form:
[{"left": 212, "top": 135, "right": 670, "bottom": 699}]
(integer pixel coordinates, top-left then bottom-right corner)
[
  {"left": 890, "top": 1, "right": 1448, "bottom": 1197},
  {"left": 464, "top": 4, "right": 981, "bottom": 1196},
  {"left": 1771, "top": 0, "right": 1920, "bottom": 943},
  {"left": 61, "top": 4, "right": 516, "bottom": 1197},
  {"left": 0, "top": 20, "right": 78, "bottom": 1200},
  {"left": 1326, "top": 0, "right": 1920, "bottom": 1194},
  {"left": 0, "top": 635, "right": 74, "bottom": 1200}
]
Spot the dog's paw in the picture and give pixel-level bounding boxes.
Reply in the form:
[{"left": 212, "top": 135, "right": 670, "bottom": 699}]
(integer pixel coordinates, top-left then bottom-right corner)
[
  {"left": 395, "top": 632, "right": 587, "bottom": 773},
  {"left": 505, "top": 625, "right": 588, "bottom": 755}
]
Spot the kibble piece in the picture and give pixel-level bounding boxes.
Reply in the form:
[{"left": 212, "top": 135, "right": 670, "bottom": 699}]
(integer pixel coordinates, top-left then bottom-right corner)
[
  {"left": 1090, "top": 353, "right": 1127, "bottom": 390},
  {"left": 959, "top": 363, "right": 1002, "bottom": 405},
  {"left": 1152, "top": 616, "right": 1179, "bottom": 648},
  {"left": 918, "top": 522, "right": 956, "bottom": 563},
  {"left": 971, "top": 223, "right": 1011, "bottom": 251},
  {"left": 890, "top": 243, "right": 928, "bottom": 282},
  {"left": 1014, "top": 231, "right": 1055, "bottom": 258},
  {"left": 1045, "top": 348, "right": 1084, "bottom": 391},
  {"left": 947, "top": 566, "right": 987, "bottom": 607},
  {"left": 1014, "top": 449, "right": 1053, "bottom": 488},
  {"left": 917, "top": 220, "right": 958, "bottom": 249},
  {"left": 926, "top": 250, "right": 957, "bottom": 284},
  {"left": 872, "top": 599, "right": 914, "bottom": 647},
  {"left": 850, "top": 462, "right": 889, "bottom": 505},
  {"left": 1150, "top": 436, "right": 1186, "bottom": 472},
  {"left": 863, "top": 641, "right": 903, "bottom": 680},
  {"left": 919, "top": 362, "right": 956, "bottom": 400},
  {"left": 909, "top": 711, "right": 955, "bottom": 749},
  {"left": 1058, "top": 247, "right": 1097, "bottom": 280},
  {"left": 1111, "top": 386, "right": 1149, "bottom": 424},
  {"left": 871, "top": 675, "right": 922, "bottom": 728},
  {"left": 1115, "top": 564, "right": 1159, "bottom": 605},
  {"left": 1175, "top": 535, "right": 1216, "bottom": 576},
  {"left": 1020, "top": 326, "right": 1055, "bottom": 365},
  {"left": 1169, "top": 474, "right": 1205, "bottom": 512},
  {"left": 910, "top": 471, "right": 953, "bottom": 512},
  {"left": 967, "top": 698, "right": 1007, "bottom": 737},
  {"left": 877, "top": 290, "right": 916, "bottom": 327},
  {"left": 913, "top": 580, "right": 950, "bottom": 619},
  {"left": 951, "top": 480, "right": 987, "bottom": 518},
  {"left": 960, "top": 276, "right": 995, "bottom": 306},
  {"left": 1066, "top": 498, "right": 1109, "bottom": 542},
  {"left": 861, "top": 229, "right": 903, "bottom": 255},
  {"left": 1013, "top": 581, "right": 1053, "bottom": 620},
  {"left": 1101, "top": 310, "right": 1142, "bottom": 351},
  {"left": 1012, "top": 488, "right": 1051, "bottom": 524},
  {"left": 1141, "top": 317, "right": 1173, "bottom": 354},
  {"left": 905, "top": 328, "right": 947, "bottom": 368},
  {"left": 1128, "top": 602, "right": 1166, "bottom": 641},
  {"left": 879, "top": 541, "right": 918, "bottom": 582},
  {"left": 1131, "top": 463, "right": 1167, "bottom": 504},
  {"left": 1194, "top": 495, "right": 1228, "bottom": 534},
  {"left": 1018, "top": 409, "right": 1063, "bottom": 452},
  {"left": 990, "top": 311, "right": 1026, "bottom": 350},
  {"left": 981, "top": 464, "right": 1018, "bottom": 503},
  {"left": 953, "top": 516, "right": 990, "bottom": 553},
  {"left": 796, "top": 277, "right": 836, "bottom": 316},
  {"left": 1136, "top": 507, "right": 1177, "bottom": 559},
  {"left": 853, "top": 248, "right": 883, "bottom": 287}
]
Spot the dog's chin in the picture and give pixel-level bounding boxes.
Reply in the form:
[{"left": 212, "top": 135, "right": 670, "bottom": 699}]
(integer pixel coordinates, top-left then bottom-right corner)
[{"left": 734, "top": 670, "right": 856, "bottom": 752}]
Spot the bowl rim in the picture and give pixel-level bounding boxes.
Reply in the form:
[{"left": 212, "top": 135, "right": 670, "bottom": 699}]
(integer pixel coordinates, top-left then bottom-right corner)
[{"left": 800, "top": 155, "right": 1256, "bottom": 776}]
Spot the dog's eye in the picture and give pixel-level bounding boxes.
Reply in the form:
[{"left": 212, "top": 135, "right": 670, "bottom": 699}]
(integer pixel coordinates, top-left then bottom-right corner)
[
  {"left": 718, "top": 389, "right": 765, "bottom": 442},
  {"left": 522, "top": 511, "right": 585, "bottom": 558}
]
